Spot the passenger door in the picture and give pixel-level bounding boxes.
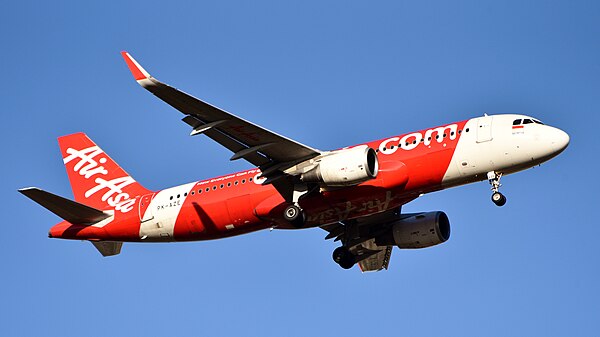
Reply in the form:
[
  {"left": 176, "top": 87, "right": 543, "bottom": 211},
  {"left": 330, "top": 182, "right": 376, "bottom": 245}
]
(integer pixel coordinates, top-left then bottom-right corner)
[{"left": 476, "top": 116, "right": 493, "bottom": 143}]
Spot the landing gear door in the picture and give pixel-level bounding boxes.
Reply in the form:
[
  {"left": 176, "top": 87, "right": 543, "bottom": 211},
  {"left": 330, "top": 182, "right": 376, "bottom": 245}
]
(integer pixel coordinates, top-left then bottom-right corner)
[
  {"left": 139, "top": 193, "right": 154, "bottom": 222},
  {"left": 476, "top": 116, "right": 493, "bottom": 143}
]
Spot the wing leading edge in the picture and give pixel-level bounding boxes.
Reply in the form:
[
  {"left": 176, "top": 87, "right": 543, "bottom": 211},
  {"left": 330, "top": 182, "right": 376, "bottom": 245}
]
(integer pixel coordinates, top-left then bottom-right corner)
[{"left": 121, "top": 52, "right": 321, "bottom": 172}]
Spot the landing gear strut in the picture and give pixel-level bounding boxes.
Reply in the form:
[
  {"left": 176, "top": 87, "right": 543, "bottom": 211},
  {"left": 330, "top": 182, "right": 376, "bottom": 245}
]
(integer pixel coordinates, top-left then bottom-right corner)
[
  {"left": 283, "top": 184, "right": 309, "bottom": 228},
  {"left": 487, "top": 171, "right": 507, "bottom": 207},
  {"left": 332, "top": 246, "right": 355, "bottom": 269}
]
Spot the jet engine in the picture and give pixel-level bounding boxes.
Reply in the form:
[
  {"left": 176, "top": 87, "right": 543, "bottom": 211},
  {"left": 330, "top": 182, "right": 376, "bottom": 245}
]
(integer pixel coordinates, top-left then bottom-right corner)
[
  {"left": 376, "top": 211, "right": 451, "bottom": 249},
  {"left": 301, "top": 145, "right": 379, "bottom": 186}
]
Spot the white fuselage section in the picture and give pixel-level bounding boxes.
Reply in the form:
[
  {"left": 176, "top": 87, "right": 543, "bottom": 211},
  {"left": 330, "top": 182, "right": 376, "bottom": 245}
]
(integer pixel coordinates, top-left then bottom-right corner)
[{"left": 442, "top": 114, "right": 569, "bottom": 186}]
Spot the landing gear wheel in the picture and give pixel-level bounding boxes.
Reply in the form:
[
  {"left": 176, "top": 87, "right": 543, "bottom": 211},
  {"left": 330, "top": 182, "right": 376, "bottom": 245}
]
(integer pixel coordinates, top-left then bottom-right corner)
[
  {"left": 283, "top": 204, "right": 305, "bottom": 228},
  {"left": 487, "top": 171, "right": 507, "bottom": 207},
  {"left": 332, "top": 247, "right": 355, "bottom": 269},
  {"left": 491, "top": 192, "right": 507, "bottom": 207}
]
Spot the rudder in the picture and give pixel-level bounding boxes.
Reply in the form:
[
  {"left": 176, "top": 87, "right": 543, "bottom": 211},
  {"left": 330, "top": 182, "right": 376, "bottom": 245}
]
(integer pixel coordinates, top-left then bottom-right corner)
[{"left": 58, "top": 133, "right": 152, "bottom": 213}]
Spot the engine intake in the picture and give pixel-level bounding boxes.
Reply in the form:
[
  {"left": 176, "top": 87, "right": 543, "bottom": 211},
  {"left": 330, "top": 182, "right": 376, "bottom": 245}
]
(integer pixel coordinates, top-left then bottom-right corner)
[
  {"left": 376, "top": 211, "right": 451, "bottom": 249},
  {"left": 301, "top": 145, "right": 378, "bottom": 186}
]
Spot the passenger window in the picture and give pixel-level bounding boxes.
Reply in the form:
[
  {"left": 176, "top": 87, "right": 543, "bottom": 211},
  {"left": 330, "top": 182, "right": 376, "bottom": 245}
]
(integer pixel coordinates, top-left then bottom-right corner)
[
  {"left": 213, "top": 186, "right": 217, "bottom": 190},
  {"left": 205, "top": 187, "right": 210, "bottom": 192},
  {"left": 523, "top": 119, "right": 533, "bottom": 124},
  {"left": 170, "top": 196, "right": 173, "bottom": 200},
  {"left": 198, "top": 189, "right": 202, "bottom": 194},
  {"left": 220, "top": 184, "right": 224, "bottom": 189},
  {"left": 249, "top": 177, "right": 253, "bottom": 182},
  {"left": 177, "top": 194, "right": 180, "bottom": 198},
  {"left": 227, "top": 182, "right": 231, "bottom": 187},
  {"left": 191, "top": 191, "right": 194, "bottom": 195},
  {"left": 242, "top": 179, "right": 246, "bottom": 184},
  {"left": 234, "top": 181, "right": 239, "bottom": 186},
  {"left": 184, "top": 192, "right": 187, "bottom": 196},
  {"left": 513, "top": 119, "right": 522, "bottom": 126}
]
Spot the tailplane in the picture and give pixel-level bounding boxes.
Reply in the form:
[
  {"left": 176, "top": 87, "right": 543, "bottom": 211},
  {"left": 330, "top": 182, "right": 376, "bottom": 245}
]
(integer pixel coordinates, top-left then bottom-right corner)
[
  {"left": 18, "top": 187, "right": 111, "bottom": 225},
  {"left": 58, "top": 133, "right": 152, "bottom": 212},
  {"left": 19, "top": 187, "right": 124, "bottom": 257}
]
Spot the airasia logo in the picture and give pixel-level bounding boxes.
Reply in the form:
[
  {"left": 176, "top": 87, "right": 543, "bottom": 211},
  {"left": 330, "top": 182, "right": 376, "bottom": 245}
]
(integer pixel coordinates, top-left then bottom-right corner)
[
  {"left": 378, "top": 124, "right": 458, "bottom": 155},
  {"left": 63, "top": 146, "right": 136, "bottom": 213}
]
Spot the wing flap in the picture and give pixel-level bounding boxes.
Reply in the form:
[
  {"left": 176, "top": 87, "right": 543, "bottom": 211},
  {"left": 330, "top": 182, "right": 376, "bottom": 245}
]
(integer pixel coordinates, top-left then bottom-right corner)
[
  {"left": 121, "top": 52, "right": 320, "bottom": 167},
  {"left": 354, "top": 240, "right": 393, "bottom": 272}
]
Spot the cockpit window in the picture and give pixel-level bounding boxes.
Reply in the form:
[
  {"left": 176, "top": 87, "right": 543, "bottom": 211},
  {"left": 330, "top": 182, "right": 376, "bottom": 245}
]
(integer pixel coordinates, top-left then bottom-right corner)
[
  {"left": 523, "top": 119, "right": 534, "bottom": 124},
  {"left": 513, "top": 119, "right": 522, "bottom": 126},
  {"left": 533, "top": 119, "right": 544, "bottom": 125}
]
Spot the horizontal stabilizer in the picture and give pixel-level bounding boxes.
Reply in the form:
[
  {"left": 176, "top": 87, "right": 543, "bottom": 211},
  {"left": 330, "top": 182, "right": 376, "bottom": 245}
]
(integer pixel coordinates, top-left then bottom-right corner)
[
  {"left": 91, "top": 241, "right": 123, "bottom": 257},
  {"left": 19, "top": 187, "right": 111, "bottom": 225}
]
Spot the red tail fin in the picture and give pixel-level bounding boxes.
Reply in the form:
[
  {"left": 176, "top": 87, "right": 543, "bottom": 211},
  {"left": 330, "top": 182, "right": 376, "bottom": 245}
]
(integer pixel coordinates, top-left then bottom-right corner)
[{"left": 58, "top": 133, "right": 152, "bottom": 213}]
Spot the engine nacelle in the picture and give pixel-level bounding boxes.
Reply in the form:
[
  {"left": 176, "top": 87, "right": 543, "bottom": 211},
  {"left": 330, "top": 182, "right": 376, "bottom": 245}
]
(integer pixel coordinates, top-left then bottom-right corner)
[
  {"left": 376, "top": 211, "right": 451, "bottom": 249},
  {"left": 301, "top": 145, "right": 379, "bottom": 186}
]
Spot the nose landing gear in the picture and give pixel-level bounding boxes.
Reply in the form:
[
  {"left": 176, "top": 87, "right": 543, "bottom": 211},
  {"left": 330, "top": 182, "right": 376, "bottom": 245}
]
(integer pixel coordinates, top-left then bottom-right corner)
[{"left": 487, "top": 171, "right": 506, "bottom": 206}]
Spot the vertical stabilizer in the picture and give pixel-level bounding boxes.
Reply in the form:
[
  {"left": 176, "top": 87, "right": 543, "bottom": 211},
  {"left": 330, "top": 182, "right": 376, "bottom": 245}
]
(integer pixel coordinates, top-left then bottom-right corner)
[{"left": 58, "top": 133, "right": 152, "bottom": 213}]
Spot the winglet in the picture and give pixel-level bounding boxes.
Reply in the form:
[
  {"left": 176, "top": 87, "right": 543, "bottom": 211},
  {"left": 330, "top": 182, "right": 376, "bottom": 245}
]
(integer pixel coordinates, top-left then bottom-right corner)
[{"left": 121, "top": 51, "right": 151, "bottom": 81}]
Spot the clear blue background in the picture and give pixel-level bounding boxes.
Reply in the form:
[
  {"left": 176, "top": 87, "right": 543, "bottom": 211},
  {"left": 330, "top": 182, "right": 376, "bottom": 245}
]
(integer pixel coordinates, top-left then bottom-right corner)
[{"left": 2, "top": 1, "right": 598, "bottom": 336}]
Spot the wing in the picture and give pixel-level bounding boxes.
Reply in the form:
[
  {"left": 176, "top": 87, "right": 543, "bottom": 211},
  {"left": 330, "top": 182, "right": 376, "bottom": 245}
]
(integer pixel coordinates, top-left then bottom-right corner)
[
  {"left": 320, "top": 208, "right": 403, "bottom": 272},
  {"left": 356, "top": 240, "right": 393, "bottom": 272},
  {"left": 121, "top": 52, "right": 321, "bottom": 172}
]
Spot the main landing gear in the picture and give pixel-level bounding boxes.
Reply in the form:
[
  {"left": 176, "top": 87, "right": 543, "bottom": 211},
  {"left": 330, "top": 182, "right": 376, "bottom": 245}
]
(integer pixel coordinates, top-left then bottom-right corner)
[
  {"left": 283, "top": 184, "right": 309, "bottom": 228},
  {"left": 283, "top": 204, "right": 305, "bottom": 228},
  {"left": 332, "top": 246, "right": 355, "bottom": 269},
  {"left": 487, "top": 171, "right": 507, "bottom": 207}
]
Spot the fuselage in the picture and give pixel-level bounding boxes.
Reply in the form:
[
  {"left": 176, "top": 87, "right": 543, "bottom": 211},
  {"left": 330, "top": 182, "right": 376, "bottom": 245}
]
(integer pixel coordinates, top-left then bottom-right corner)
[{"left": 48, "top": 114, "right": 569, "bottom": 242}]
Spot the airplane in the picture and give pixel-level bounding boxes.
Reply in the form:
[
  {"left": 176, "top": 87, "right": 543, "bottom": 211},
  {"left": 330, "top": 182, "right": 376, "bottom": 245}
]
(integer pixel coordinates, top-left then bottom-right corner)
[{"left": 19, "top": 52, "right": 570, "bottom": 272}]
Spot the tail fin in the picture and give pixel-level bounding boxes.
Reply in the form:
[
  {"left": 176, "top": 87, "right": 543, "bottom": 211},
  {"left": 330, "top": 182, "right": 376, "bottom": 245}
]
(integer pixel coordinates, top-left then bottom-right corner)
[{"left": 58, "top": 133, "right": 152, "bottom": 213}]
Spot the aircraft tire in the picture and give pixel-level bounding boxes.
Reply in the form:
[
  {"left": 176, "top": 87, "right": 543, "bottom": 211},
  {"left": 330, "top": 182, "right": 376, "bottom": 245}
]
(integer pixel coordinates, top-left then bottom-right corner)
[
  {"left": 284, "top": 204, "right": 305, "bottom": 228},
  {"left": 492, "top": 192, "right": 507, "bottom": 207},
  {"left": 333, "top": 247, "right": 355, "bottom": 269}
]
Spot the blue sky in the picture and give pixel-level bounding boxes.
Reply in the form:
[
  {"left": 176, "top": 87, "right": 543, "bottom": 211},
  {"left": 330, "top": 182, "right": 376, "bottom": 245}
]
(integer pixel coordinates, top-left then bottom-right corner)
[{"left": 2, "top": 1, "right": 599, "bottom": 336}]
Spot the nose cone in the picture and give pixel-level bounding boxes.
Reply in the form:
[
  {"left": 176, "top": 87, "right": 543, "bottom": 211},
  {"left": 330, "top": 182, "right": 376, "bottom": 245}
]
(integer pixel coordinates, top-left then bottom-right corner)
[{"left": 551, "top": 127, "right": 570, "bottom": 154}]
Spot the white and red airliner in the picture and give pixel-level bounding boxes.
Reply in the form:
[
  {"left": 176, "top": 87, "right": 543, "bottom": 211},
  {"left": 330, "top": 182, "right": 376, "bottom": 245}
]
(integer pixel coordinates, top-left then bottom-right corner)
[{"left": 20, "top": 52, "right": 569, "bottom": 271}]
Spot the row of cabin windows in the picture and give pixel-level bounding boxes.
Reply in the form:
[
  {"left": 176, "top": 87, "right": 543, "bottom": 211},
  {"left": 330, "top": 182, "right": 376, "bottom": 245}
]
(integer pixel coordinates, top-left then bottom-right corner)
[
  {"left": 168, "top": 126, "right": 476, "bottom": 198},
  {"left": 377, "top": 128, "right": 469, "bottom": 152},
  {"left": 168, "top": 177, "right": 254, "bottom": 200},
  {"left": 513, "top": 118, "right": 544, "bottom": 126}
]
